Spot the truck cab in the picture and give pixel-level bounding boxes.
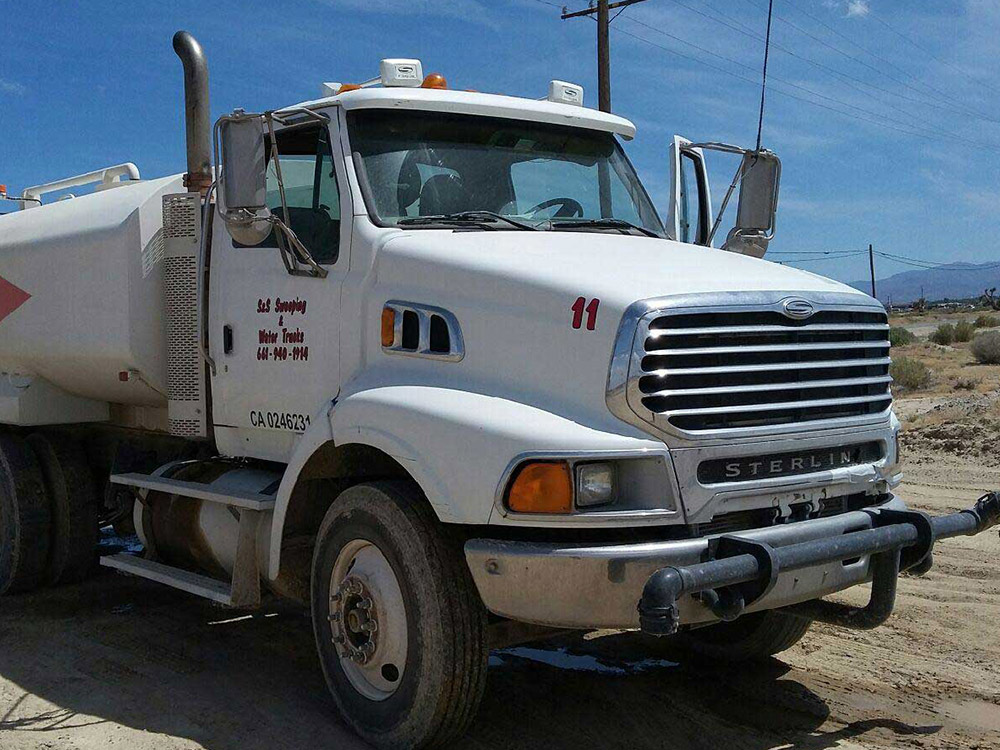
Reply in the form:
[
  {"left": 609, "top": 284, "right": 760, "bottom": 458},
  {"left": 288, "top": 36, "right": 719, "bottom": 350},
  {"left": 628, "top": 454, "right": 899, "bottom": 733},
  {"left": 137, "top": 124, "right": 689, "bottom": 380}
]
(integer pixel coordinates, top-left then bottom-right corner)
[{"left": 1, "top": 33, "right": 996, "bottom": 750}]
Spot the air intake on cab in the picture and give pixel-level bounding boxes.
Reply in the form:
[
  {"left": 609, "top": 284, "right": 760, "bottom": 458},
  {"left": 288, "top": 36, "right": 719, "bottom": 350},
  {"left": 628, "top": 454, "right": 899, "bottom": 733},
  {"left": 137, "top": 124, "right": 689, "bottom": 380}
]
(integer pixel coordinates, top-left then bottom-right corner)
[{"left": 162, "top": 192, "right": 208, "bottom": 438}]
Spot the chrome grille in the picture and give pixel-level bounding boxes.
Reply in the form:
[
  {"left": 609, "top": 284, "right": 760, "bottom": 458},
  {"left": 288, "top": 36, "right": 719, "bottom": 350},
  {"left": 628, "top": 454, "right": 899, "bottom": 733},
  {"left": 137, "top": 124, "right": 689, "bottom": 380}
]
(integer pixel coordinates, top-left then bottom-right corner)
[{"left": 611, "top": 294, "right": 893, "bottom": 439}]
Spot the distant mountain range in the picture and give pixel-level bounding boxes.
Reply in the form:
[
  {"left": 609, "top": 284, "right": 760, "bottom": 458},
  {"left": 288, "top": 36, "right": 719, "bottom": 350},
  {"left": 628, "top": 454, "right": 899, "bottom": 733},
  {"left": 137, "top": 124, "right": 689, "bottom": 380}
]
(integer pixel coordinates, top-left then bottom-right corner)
[{"left": 848, "top": 261, "right": 1000, "bottom": 305}]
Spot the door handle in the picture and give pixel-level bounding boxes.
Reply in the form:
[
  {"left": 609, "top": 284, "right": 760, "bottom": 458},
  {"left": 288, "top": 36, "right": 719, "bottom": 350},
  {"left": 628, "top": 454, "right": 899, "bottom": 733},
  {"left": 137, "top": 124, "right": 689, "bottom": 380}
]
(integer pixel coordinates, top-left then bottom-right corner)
[{"left": 223, "top": 325, "right": 233, "bottom": 355}]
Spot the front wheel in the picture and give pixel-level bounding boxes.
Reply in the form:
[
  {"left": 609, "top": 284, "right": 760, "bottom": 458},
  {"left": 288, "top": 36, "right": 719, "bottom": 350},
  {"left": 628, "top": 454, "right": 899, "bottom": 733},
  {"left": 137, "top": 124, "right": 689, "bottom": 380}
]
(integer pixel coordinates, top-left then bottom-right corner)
[{"left": 311, "top": 481, "right": 488, "bottom": 749}]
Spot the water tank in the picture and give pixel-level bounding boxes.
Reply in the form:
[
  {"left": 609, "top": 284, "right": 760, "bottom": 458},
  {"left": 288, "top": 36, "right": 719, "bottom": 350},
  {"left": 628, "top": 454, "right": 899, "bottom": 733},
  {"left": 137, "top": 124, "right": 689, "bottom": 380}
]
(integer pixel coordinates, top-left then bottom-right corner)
[{"left": 0, "top": 175, "right": 184, "bottom": 422}]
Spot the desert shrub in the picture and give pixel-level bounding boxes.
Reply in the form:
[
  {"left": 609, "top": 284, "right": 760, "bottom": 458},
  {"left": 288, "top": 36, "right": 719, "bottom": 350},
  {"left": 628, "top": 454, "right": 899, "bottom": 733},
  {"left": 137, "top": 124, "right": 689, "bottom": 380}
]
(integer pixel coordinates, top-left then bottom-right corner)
[
  {"left": 888, "top": 327, "right": 915, "bottom": 347},
  {"left": 929, "top": 323, "right": 955, "bottom": 345},
  {"left": 953, "top": 378, "right": 979, "bottom": 391},
  {"left": 970, "top": 330, "right": 1000, "bottom": 365},
  {"left": 953, "top": 320, "right": 975, "bottom": 343},
  {"left": 890, "top": 356, "right": 931, "bottom": 391},
  {"left": 975, "top": 313, "right": 999, "bottom": 328}
]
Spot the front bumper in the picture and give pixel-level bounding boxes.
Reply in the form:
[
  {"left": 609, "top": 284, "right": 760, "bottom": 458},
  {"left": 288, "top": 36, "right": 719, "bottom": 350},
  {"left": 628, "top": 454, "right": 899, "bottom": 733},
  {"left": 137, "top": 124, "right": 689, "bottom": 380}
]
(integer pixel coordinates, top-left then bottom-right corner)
[{"left": 464, "top": 491, "right": 1000, "bottom": 631}]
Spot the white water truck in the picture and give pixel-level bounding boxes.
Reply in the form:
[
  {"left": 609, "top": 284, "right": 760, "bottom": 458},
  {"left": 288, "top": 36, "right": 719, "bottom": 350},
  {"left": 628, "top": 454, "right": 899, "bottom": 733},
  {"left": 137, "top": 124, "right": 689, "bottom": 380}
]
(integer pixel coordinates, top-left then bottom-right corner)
[{"left": 0, "top": 31, "right": 997, "bottom": 749}]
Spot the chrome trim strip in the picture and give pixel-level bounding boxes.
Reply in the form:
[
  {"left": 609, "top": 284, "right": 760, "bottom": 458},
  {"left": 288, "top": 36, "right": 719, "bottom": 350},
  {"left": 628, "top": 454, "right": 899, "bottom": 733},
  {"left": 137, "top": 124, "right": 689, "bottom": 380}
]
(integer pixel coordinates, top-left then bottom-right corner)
[
  {"left": 647, "top": 323, "right": 889, "bottom": 338},
  {"left": 643, "top": 356, "right": 892, "bottom": 377},
  {"left": 643, "top": 340, "right": 889, "bottom": 356},
  {"left": 660, "top": 393, "right": 892, "bottom": 418},
  {"left": 643, "top": 374, "right": 893, "bottom": 398}
]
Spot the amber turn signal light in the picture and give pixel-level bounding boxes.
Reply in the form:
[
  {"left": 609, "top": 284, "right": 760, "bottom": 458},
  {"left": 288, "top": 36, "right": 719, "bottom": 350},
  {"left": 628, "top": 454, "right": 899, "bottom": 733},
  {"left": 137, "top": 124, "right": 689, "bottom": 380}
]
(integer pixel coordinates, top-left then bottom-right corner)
[
  {"left": 506, "top": 461, "right": 573, "bottom": 514},
  {"left": 381, "top": 307, "right": 396, "bottom": 347}
]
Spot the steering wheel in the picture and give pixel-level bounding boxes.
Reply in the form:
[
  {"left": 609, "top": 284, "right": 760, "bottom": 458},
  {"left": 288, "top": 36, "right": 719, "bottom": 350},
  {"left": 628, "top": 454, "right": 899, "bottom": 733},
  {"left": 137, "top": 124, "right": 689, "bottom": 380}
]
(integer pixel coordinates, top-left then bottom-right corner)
[{"left": 525, "top": 197, "right": 584, "bottom": 219}]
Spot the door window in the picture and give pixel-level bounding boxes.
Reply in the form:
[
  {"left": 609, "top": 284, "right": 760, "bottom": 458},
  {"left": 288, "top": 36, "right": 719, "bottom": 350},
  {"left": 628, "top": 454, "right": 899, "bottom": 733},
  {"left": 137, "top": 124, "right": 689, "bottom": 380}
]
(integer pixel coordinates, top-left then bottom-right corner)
[
  {"left": 678, "top": 151, "right": 704, "bottom": 244},
  {"left": 256, "top": 126, "right": 341, "bottom": 265}
]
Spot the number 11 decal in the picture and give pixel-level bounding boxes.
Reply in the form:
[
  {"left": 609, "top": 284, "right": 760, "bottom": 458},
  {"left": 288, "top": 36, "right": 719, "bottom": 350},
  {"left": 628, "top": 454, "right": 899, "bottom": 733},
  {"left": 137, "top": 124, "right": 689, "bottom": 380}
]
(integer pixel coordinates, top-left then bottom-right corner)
[{"left": 571, "top": 297, "right": 600, "bottom": 331}]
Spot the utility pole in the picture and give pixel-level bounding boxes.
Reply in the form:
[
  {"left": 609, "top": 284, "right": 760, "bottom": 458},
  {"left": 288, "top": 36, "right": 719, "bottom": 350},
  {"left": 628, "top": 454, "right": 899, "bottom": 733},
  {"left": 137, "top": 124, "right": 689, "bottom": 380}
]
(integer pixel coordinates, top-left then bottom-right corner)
[
  {"left": 561, "top": 0, "right": 649, "bottom": 113},
  {"left": 868, "top": 243, "right": 877, "bottom": 299}
]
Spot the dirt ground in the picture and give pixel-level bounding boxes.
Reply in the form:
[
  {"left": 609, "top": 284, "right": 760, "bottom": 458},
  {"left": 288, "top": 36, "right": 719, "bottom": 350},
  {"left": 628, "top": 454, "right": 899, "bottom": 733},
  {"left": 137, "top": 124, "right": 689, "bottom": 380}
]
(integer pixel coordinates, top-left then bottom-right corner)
[{"left": 1, "top": 401, "right": 998, "bottom": 748}]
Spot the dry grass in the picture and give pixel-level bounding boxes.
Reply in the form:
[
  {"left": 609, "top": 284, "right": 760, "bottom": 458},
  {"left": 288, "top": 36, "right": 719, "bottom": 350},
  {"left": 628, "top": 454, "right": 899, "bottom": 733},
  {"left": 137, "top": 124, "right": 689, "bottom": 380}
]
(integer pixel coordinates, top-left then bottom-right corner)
[
  {"left": 887, "top": 309, "right": 1000, "bottom": 397},
  {"left": 889, "top": 340, "right": 1000, "bottom": 397}
]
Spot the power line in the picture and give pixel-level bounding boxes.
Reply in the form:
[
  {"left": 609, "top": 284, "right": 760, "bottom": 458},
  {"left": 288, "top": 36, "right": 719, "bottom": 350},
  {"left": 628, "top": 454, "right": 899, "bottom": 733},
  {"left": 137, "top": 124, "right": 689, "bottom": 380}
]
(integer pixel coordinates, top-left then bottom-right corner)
[
  {"left": 769, "top": 252, "right": 867, "bottom": 260},
  {"left": 737, "top": 0, "right": 1000, "bottom": 125},
  {"left": 868, "top": 11, "right": 1000, "bottom": 98},
  {"left": 532, "top": 0, "right": 1000, "bottom": 153},
  {"left": 874, "top": 250, "right": 1000, "bottom": 271},
  {"left": 617, "top": 17, "right": 1000, "bottom": 153},
  {"left": 769, "top": 249, "right": 866, "bottom": 255},
  {"left": 660, "top": 0, "right": 1000, "bottom": 127}
]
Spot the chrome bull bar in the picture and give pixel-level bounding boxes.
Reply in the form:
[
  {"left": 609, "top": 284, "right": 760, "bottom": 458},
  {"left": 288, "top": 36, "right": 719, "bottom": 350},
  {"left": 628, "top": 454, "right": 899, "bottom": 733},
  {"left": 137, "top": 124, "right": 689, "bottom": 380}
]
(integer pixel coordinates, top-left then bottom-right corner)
[{"left": 638, "top": 491, "right": 1000, "bottom": 636}]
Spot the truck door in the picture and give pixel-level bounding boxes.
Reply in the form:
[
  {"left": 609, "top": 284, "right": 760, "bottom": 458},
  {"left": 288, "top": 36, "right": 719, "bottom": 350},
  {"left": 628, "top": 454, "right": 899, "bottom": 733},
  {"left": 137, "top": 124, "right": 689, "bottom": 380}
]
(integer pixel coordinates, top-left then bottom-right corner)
[
  {"left": 208, "top": 118, "right": 349, "bottom": 461},
  {"left": 667, "top": 135, "right": 713, "bottom": 245}
]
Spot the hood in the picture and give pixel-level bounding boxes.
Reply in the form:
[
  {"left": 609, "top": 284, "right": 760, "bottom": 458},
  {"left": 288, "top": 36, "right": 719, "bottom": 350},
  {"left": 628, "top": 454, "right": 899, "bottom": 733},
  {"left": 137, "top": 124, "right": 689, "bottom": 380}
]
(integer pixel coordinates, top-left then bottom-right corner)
[
  {"left": 378, "top": 230, "right": 864, "bottom": 311},
  {"left": 368, "top": 229, "right": 873, "bottom": 436}
]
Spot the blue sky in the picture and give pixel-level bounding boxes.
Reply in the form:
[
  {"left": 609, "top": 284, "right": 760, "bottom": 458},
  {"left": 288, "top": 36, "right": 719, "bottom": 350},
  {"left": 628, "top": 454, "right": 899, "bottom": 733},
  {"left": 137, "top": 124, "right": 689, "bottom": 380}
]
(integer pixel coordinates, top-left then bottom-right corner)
[{"left": 2, "top": 0, "right": 999, "bottom": 286}]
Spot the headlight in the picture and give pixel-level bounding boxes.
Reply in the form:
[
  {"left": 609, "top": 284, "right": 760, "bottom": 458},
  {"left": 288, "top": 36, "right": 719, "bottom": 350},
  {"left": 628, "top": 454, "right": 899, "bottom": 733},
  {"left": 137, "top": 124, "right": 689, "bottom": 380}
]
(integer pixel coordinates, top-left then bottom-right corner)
[
  {"left": 575, "top": 462, "right": 616, "bottom": 508},
  {"left": 501, "top": 455, "right": 675, "bottom": 516}
]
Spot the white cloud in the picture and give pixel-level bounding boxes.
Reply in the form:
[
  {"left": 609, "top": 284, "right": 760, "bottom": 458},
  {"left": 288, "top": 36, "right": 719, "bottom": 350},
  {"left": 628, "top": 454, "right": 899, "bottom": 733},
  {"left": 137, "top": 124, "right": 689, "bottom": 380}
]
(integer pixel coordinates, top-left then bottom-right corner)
[
  {"left": 846, "top": 0, "right": 871, "bottom": 18},
  {"left": 0, "top": 79, "right": 26, "bottom": 96},
  {"left": 823, "top": 0, "right": 870, "bottom": 18}
]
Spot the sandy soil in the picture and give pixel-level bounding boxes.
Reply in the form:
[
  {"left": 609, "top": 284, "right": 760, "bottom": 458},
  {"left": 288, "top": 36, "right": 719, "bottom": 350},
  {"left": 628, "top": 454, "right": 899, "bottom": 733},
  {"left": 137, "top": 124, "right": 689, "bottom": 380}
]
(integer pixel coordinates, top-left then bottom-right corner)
[{"left": 1, "top": 417, "right": 998, "bottom": 749}]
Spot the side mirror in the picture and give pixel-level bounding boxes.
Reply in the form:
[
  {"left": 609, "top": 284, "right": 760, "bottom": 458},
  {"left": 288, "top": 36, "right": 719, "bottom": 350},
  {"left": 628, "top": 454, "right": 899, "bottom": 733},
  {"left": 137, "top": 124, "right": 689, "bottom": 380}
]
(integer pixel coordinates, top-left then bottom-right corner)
[
  {"left": 215, "top": 111, "right": 272, "bottom": 245},
  {"left": 723, "top": 150, "right": 780, "bottom": 258}
]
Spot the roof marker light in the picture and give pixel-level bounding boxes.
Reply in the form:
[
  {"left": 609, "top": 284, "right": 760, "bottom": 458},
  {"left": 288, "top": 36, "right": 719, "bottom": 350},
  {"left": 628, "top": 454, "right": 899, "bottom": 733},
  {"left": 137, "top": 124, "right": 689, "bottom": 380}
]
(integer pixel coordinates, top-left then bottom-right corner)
[
  {"left": 380, "top": 59, "right": 424, "bottom": 88},
  {"left": 548, "top": 80, "right": 584, "bottom": 106},
  {"left": 421, "top": 73, "right": 448, "bottom": 90}
]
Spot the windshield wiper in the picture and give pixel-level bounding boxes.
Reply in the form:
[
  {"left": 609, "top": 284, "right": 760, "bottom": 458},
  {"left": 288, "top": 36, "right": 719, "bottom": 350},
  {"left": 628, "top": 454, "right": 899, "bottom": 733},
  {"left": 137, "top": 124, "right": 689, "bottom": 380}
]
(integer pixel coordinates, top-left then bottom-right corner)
[
  {"left": 551, "top": 218, "right": 660, "bottom": 238},
  {"left": 397, "top": 211, "right": 538, "bottom": 231}
]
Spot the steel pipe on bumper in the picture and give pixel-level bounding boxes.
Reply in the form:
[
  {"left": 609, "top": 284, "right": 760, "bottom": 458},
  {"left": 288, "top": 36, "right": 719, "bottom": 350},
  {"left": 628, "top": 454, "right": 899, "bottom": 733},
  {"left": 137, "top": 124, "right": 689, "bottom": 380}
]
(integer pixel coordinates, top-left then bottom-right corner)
[{"left": 638, "top": 491, "right": 999, "bottom": 636}]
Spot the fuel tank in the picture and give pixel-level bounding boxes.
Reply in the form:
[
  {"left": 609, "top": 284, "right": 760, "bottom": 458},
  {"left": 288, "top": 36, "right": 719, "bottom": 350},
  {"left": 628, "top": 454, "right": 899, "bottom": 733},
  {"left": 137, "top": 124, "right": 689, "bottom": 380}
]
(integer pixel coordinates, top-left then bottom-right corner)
[
  {"left": 132, "top": 462, "right": 305, "bottom": 602},
  {"left": 0, "top": 175, "right": 184, "bottom": 410}
]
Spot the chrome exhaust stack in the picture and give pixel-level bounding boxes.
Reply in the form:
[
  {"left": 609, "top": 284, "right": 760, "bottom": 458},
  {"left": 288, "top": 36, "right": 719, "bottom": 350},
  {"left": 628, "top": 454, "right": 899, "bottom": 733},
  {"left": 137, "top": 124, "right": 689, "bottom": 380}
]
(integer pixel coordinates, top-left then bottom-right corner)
[{"left": 172, "top": 30, "right": 212, "bottom": 193}]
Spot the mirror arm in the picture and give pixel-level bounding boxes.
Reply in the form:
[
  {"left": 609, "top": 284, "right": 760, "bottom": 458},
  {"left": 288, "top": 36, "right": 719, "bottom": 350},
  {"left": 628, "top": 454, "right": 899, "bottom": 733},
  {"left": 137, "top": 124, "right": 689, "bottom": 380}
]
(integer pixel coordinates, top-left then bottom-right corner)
[
  {"left": 707, "top": 159, "right": 746, "bottom": 247},
  {"left": 263, "top": 112, "right": 328, "bottom": 279},
  {"left": 271, "top": 106, "right": 331, "bottom": 126},
  {"left": 272, "top": 218, "right": 329, "bottom": 279},
  {"left": 686, "top": 141, "right": 747, "bottom": 156}
]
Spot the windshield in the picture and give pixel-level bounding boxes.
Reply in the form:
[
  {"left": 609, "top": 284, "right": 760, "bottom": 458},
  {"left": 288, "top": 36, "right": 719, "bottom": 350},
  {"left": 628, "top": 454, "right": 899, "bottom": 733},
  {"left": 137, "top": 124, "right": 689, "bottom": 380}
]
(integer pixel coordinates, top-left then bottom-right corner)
[{"left": 347, "top": 110, "right": 664, "bottom": 235}]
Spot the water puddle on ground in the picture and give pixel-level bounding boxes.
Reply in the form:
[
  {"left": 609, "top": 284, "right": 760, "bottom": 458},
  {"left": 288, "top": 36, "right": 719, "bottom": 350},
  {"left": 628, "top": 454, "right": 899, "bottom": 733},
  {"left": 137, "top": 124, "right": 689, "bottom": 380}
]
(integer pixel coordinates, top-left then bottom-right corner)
[{"left": 490, "top": 646, "right": 678, "bottom": 675}]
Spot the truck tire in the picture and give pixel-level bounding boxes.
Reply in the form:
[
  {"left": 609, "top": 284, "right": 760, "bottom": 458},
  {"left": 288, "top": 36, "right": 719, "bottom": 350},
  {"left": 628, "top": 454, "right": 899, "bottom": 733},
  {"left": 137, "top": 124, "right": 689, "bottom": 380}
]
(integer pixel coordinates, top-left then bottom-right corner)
[
  {"left": 311, "top": 480, "right": 488, "bottom": 749},
  {"left": 27, "top": 434, "right": 99, "bottom": 585},
  {"left": 677, "top": 610, "right": 812, "bottom": 662},
  {"left": 0, "top": 434, "right": 52, "bottom": 595}
]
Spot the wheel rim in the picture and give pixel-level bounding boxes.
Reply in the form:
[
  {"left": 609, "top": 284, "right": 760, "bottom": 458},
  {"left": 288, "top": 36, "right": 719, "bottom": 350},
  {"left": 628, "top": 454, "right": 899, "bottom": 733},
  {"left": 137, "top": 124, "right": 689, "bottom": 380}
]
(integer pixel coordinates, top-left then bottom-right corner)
[{"left": 329, "top": 539, "right": 408, "bottom": 701}]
